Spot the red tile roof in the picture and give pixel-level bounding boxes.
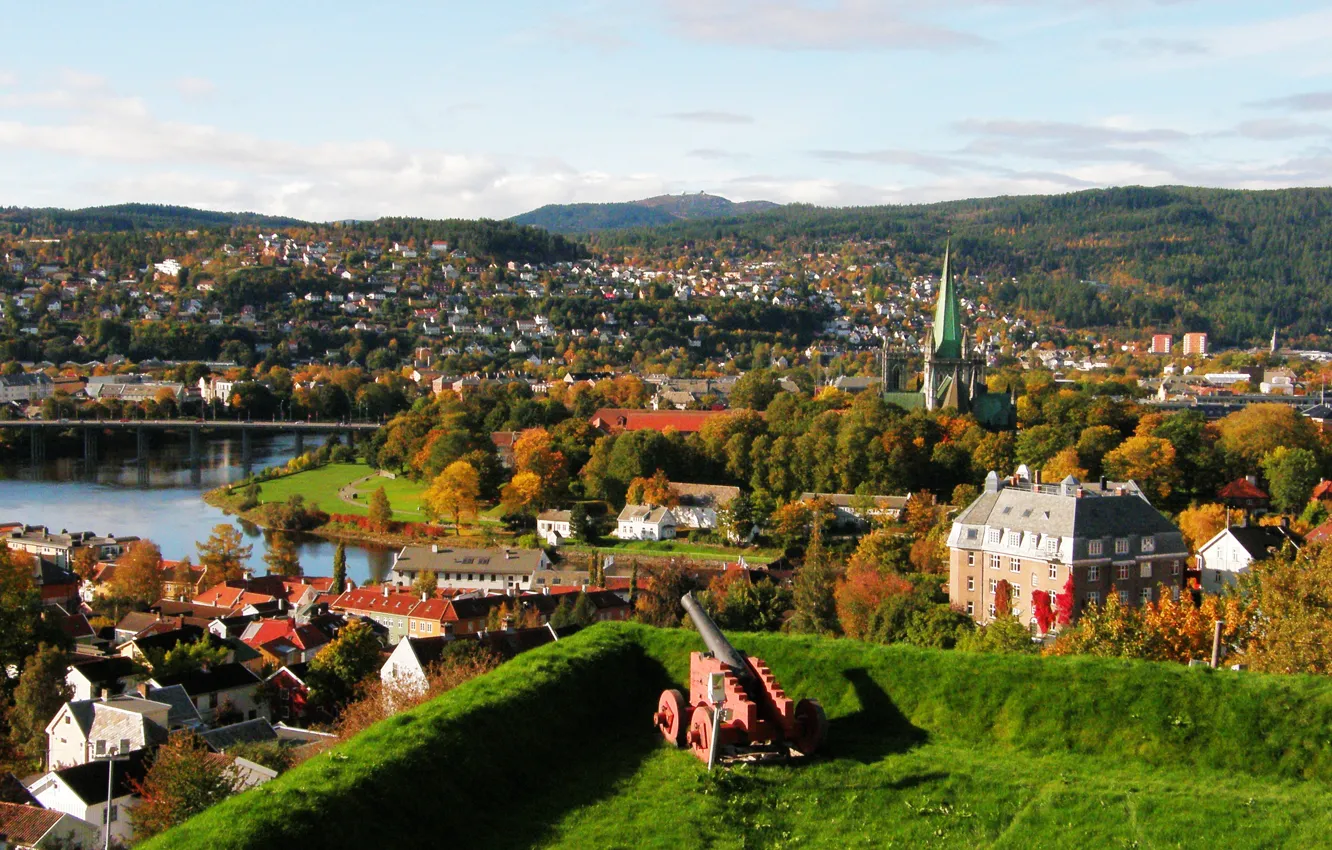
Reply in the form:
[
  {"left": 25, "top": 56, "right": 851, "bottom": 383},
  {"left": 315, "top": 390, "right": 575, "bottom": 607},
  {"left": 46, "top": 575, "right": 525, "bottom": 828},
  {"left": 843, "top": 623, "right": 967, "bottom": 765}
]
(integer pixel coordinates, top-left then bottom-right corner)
[
  {"left": 0, "top": 801, "right": 68, "bottom": 846},
  {"left": 589, "top": 408, "right": 737, "bottom": 434},
  {"left": 1218, "top": 477, "right": 1269, "bottom": 500},
  {"left": 331, "top": 588, "right": 420, "bottom": 616},
  {"left": 1313, "top": 480, "right": 1332, "bottom": 501},
  {"left": 194, "top": 585, "right": 278, "bottom": 610}
]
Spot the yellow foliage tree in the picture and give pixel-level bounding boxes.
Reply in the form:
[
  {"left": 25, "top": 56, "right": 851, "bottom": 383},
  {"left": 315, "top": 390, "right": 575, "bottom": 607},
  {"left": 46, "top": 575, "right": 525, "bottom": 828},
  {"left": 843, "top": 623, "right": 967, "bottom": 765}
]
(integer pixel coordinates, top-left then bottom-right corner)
[
  {"left": 1102, "top": 435, "right": 1178, "bottom": 502},
  {"left": 500, "top": 470, "right": 545, "bottom": 516},
  {"left": 1043, "top": 446, "right": 1088, "bottom": 483},
  {"left": 1176, "top": 503, "right": 1229, "bottom": 552},
  {"left": 423, "top": 461, "right": 481, "bottom": 535}
]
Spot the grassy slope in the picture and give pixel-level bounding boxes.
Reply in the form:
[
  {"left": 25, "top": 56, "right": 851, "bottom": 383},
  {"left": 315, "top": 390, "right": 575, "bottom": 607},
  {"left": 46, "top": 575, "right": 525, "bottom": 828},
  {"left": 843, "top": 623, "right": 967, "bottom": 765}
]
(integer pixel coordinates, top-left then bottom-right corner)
[
  {"left": 562, "top": 538, "right": 782, "bottom": 564},
  {"left": 147, "top": 626, "right": 1332, "bottom": 849},
  {"left": 255, "top": 462, "right": 426, "bottom": 522}
]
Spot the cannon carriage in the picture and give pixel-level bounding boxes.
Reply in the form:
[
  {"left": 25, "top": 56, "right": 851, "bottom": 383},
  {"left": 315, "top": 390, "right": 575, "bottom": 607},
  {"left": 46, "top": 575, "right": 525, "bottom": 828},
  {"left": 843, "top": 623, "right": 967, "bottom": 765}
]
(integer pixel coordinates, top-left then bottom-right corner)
[{"left": 653, "top": 592, "right": 828, "bottom": 765}]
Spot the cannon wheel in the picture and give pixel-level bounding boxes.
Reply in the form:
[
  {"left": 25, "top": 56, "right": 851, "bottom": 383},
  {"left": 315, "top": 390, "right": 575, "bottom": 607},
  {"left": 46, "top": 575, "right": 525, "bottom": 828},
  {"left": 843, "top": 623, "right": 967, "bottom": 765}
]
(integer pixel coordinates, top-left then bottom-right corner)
[
  {"left": 688, "top": 704, "right": 715, "bottom": 762},
  {"left": 655, "top": 689, "right": 688, "bottom": 747},
  {"left": 791, "top": 698, "right": 828, "bottom": 756}
]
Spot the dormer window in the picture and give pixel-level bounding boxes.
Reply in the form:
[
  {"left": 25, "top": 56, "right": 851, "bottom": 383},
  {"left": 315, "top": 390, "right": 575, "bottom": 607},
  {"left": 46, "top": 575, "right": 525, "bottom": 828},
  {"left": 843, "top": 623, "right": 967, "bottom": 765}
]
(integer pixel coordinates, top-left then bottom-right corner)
[
  {"left": 1141, "top": 536, "right": 1155, "bottom": 553},
  {"left": 1115, "top": 538, "right": 1129, "bottom": 555},
  {"left": 1007, "top": 531, "right": 1021, "bottom": 547}
]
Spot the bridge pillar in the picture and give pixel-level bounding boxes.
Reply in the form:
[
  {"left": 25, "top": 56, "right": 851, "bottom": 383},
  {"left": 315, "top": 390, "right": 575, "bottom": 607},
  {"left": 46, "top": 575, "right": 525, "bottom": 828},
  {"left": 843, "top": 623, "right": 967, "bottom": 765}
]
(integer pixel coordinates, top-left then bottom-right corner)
[
  {"left": 189, "top": 428, "right": 201, "bottom": 467},
  {"left": 83, "top": 427, "right": 97, "bottom": 465},
  {"left": 136, "top": 427, "right": 149, "bottom": 458},
  {"left": 30, "top": 429, "right": 45, "bottom": 465},
  {"left": 293, "top": 431, "right": 304, "bottom": 456},
  {"left": 241, "top": 429, "right": 253, "bottom": 473},
  {"left": 345, "top": 429, "right": 355, "bottom": 448}
]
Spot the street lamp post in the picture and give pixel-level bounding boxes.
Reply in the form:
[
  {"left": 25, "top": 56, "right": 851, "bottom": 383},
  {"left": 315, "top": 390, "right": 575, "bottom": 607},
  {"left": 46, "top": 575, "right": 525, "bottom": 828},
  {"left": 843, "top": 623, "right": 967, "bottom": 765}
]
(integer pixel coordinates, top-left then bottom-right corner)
[{"left": 95, "top": 747, "right": 132, "bottom": 850}]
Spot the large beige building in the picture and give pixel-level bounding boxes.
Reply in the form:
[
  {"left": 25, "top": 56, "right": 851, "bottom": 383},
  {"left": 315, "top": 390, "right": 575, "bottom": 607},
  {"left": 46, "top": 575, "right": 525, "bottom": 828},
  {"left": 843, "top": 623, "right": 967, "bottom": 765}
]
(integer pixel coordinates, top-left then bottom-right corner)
[{"left": 947, "top": 471, "right": 1189, "bottom": 630}]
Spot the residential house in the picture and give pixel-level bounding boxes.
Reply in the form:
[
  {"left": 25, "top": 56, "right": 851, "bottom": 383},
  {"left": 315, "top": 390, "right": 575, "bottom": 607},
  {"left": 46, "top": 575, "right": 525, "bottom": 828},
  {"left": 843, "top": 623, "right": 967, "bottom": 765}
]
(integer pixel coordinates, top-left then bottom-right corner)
[
  {"left": 381, "top": 636, "right": 453, "bottom": 701},
  {"left": 4, "top": 527, "right": 137, "bottom": 571},
  {"left": 1196, "top": 523, "right": 1302, "bottom": 594},
  {"left": 389, "top": 545, "right": 552, "bottom": 596},
  {"left": 800, "top": 492, "right": 911, "bottom": 528},
  {"left": 589, "top": 408, "right": 734, "bottom": 434},
  {"left": 536, "top": 510, "right": 572, "bottom": 546},
  {"left": 65, "top": 656, "right": 139, "bottom": 702},
  {"left": 0, "top": 800, "right": 99, "bottom": 850},
  {"left": 615, "top": 505, "right": 677, "bottom": 541},
  {"left": 669, "top": 483, "right": 740, "bottom": 530},
  {"left": 45, "top": 696, "right": 170, "bottom": 769},
  {"left": 329, "top": 587, "right": 420, "bottom": 645},
  {"left": 265, "top": 663, "right": 313, "bottom": 725},
  {"left": 28, "top": 750, "right": 152, "bottom": 849},
  {"left": 946, "top": 471, "right": 1189, "bottom": 630},
  {"left": 148, "top": 663, "right": 267, "bottom": 725},
  {"left": 491, "top": 431, "right": 520, "bottom": 468}
]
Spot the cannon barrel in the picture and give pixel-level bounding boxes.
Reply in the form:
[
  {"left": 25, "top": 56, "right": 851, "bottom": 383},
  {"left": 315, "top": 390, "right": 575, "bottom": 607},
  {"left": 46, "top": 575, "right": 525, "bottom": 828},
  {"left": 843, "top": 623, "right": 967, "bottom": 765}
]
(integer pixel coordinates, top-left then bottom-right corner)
[{"left": 682, "top": 592, "right": 754, "bottom": 682}]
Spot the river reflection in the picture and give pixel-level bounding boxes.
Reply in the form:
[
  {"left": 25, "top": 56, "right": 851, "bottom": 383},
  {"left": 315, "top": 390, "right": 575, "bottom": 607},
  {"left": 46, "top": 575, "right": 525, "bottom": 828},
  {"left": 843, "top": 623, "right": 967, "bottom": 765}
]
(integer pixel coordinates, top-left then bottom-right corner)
[{"left": 0, "top": 432, "right": 393, "bottom": 585}]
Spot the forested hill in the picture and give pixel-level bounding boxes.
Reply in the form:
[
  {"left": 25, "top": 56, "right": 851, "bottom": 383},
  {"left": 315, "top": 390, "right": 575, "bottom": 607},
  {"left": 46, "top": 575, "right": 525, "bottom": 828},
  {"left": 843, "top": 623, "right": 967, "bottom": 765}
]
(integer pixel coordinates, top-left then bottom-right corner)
[
  {"left": 0, "top": 203, "right": 309, "bottom": 235},
  {"left": 592, "top": 185, "right": 1332, "bottom": 346},
  {"left": 511, "top": 192, "right": 780, "bottom": 233},
  {"left": 352, "top": 218, "right": 585, "bottom": 264}
]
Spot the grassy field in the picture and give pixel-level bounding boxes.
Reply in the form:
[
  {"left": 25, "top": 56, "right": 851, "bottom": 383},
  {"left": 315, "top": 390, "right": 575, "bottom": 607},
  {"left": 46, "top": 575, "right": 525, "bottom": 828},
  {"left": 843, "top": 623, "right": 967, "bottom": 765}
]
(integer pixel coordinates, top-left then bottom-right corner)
[
  {"left": 146, "top": 625, "right": 1332, "bottom": 849},
  {"left": 564, "top": 538, "right": 783, "bottom": 564},
  {"left": 254, "top": 462, "right": 427, "bottom": 523}
]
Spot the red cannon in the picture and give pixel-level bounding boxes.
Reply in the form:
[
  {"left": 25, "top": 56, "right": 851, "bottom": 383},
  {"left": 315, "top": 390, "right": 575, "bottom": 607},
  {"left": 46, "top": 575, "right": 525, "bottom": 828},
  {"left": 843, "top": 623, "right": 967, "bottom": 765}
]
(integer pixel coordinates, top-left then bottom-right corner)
[{"left": 654, "top": 592, "right": 827, "bottom": 765}]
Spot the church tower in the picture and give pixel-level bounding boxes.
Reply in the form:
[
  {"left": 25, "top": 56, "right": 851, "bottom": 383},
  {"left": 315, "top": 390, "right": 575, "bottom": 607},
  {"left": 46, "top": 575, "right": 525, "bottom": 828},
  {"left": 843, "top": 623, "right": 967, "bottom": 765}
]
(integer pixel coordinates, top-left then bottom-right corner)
[{"left": 922, "top": 240, "right": 986, "bottom": 412}]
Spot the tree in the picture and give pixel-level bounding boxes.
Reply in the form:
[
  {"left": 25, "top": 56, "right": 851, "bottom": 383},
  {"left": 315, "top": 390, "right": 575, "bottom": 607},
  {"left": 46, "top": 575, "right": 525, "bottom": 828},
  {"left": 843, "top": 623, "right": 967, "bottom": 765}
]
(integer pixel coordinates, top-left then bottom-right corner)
[
  {"left": 625, "top": 469, "right": 677, "bottom": 506},
  {"left": 1176, "top": 503, "right": 1229, "bottom": 552},
  {"left": 131, "top": 732, "right": 243, "bottom": 842},
  {"left": 368, "top": 486, "right": 393, "bottom": 532},
  {"left": 1262, "top": 446, "right": 1321, "bottom": 515},
  {"left": 1233, "top": 543, "right": 1332, "bottom": 674},
  {"left": 958, "top": 615, "right": 1037, "bottom": 653},
  {"left": 112, "top": 539, "right": 165, "bottom": 607},
  {"left": 423, "top": 460, "right": 481, "bottom": 535},
  {"left": 571, "top": 592, "right": 597, "bottom": 626},
  {"left": 730, "top": 368, "right": 780, "bottom": 411},
  {"left": 1032, "top": 589, "right": 1054, "bottom": 635},
  {"left": 549, "top": 597, "right": 574, "bottom": 628},
  {"left": 307, "top": 619, "right": 382, "bottom": 710},
  {"left": 196, "top": 524, "right": 252, "bottom": 588},
  {"left": 9, "top": 643, "right": 71, "bottom": 765},
  {"left": 1054, "top": 576, "right": 1075, "bottom": 627},
  {"left": 835, "top": 559, "right": 913, "bottom": 640},
  {"left": 1043, "top": 446, "right": 1088, "bottom": 482},
  {"left": 569, "top": 502, "right": 596, "bottom": 543},
  {"left": 152, "top": 638, "right": 229, "bottom": 677},
  {"left": 512, "top": 427, "right": 567, "bottom": 507},
  {"left": 412, "top": 570, "right": 438, "bottom": 598},
  {"left": 634, "top": 562, "right": 697, "bottom": 627},
  {"left": 787, "top": 524, "right": 840, "bottom": 635},
  {"left": 499, "top": 470, "right": 544, "bottom": 516},
  {"left": 332, "top": 542, "right": 347, "bottom": 594},
  {"left": 263, "top": 532, "right": 302, "bottom": 578},
  {"left": 71, "top": 547, "right": 100, "bottom": 582},
  {"left": 993, "top": 578, "right": 1013, "bottom": 619},
  {"left": 0, "top": 549, "right": 49, "bottom": 694},
  {"left": 1217, "top": 403, "right": 1319, "bottom": 471},
  {"left": 1102, "top": 435, "right": 1178, "bottom": 502}
]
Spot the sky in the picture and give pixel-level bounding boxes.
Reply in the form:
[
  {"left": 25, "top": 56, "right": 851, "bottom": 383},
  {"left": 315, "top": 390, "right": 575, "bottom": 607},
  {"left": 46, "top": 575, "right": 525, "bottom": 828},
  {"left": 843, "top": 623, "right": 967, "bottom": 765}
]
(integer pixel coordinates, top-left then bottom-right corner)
[{"left": 3, "top": 0, "right": 1332, "bottom": 221}]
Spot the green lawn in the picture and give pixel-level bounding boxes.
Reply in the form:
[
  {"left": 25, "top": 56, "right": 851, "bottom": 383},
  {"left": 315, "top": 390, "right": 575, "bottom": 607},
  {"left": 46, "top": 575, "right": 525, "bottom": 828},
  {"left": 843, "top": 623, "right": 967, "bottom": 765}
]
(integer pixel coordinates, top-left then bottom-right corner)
[
  {"left": 254, "top": 462, "right": 427, "bottom": 523},
  {"left": 148, "top": 624, "right": 1332, "bottom": 849},
  {"left": 564, "top": 538, "right": 782, "bottom": 564}
]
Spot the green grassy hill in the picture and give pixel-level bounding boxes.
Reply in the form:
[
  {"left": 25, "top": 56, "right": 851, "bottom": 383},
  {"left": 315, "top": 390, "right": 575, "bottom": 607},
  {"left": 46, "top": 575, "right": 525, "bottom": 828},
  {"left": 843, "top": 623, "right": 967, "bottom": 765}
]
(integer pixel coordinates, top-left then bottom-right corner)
[{"left": 145, "top": 624, "right": 1332, "bottom": 849}]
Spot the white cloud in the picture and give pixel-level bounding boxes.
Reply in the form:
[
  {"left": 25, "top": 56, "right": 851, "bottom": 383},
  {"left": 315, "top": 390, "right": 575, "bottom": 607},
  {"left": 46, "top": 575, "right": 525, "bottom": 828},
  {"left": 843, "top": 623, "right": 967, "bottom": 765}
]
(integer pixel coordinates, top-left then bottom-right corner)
[
  {"left": 667, "top": 110, "right": 754, "bottom": 125},
  {"left": 173, "top": 76, "right": 216, "bottom": 99},
  {"left": 661, "top": 0, "right": 988, "bottom": 51},
  {"left": 0, "top": 71, "right": 16, "bottom": 87}
]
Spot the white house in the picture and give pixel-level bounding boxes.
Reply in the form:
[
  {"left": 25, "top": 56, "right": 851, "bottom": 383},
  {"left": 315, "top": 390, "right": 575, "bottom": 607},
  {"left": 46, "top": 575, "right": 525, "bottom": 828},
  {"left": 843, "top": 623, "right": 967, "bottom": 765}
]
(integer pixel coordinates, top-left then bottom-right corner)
[
  {"left": 536, "top": 510, "right": 572, "bottom": 546},
  {"left": 668, "top": 483, "right": 741, "bottom": 531},
  {"left": 65, "top": 656, "right": 139, "bottom": 702},
  {"left": 1196, "top": 524, "right": 1301, "bottom": 594},
  {"left": 45, "top": 696, "right": 171, "bottom": 770},
  {"left": 148, "top": 663, "right": 267, "bottom": 725},
  {"left": 615, "top": 505, "right": 677, "bottom": 541},
  {"left": 28, "top": 749, "right": 151, "bottom": 848},
  {"left": 381, "top": 635, "right": 453, "bottom": 705}
]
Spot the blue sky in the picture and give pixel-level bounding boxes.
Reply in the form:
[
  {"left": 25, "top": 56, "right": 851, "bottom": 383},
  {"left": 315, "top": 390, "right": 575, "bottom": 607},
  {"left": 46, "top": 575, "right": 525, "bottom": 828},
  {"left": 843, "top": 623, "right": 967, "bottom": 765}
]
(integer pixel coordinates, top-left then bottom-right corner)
[{"left": 2, "top": 0, "right": 1331, "bottom": 220}]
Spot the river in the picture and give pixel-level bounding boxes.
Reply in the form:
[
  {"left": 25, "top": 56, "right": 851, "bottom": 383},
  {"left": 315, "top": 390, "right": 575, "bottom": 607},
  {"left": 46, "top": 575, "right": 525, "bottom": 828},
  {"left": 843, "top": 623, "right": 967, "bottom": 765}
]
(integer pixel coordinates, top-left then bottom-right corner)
[{"left": 0, "top": 432, "right": 394, "bottom": 586}]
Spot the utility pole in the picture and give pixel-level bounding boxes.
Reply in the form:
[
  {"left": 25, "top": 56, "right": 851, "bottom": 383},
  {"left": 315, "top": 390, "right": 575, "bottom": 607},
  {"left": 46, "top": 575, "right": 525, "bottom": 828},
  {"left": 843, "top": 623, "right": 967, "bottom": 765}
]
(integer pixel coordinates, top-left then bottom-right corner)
[{"left": 95, "top": 747, "right": 132, "bottom": 850}]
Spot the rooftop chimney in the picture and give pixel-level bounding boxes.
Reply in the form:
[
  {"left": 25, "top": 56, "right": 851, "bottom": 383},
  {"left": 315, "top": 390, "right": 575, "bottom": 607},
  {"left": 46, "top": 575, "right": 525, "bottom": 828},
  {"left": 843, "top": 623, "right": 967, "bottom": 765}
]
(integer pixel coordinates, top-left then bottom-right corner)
[
  {"left": 382, "top": 585, "right": 390, "bottom": 597},
  {"left": 1076, "top": 487, "right": 1084, "bottom": 499},
  {"left": 100, "top": 688, "right": 110, "bottom": 702}
]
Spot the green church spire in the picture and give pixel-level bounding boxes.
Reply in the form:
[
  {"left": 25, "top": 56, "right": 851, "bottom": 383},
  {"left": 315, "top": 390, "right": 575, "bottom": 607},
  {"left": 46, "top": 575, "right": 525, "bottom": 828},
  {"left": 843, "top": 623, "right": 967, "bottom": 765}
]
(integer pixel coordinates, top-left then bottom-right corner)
[{"left": 932, "top": 239, "right": 963, "bottom": 359}]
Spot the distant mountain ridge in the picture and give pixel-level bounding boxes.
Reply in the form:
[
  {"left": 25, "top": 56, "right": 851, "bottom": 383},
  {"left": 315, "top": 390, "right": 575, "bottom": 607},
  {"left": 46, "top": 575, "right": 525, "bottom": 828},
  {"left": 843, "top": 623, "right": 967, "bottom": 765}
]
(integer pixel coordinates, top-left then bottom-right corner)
[
  {"left": 510, "top": 192, "right": 781, "bottom": 234},
  {"left": 0, "top": 203, "right": 310, "bottom": 235}
]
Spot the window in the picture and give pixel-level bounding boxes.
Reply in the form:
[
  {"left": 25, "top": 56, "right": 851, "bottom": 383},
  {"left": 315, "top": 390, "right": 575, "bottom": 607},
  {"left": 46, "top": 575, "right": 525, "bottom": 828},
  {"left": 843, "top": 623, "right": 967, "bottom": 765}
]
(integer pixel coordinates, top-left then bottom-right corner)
[
  {"left": 1172, "top": 586, "right": 1181, "bottom": 602},
  {"left": 988, "top": 579, "right": 997, "bottom": 595},
  {"left": 1140, "top": 587, "right": 1153, "bottom": 604},
  {"left": 1086, "top": 591, "right": 1100, "bottom": 605},
  {"left": 1118, "top": 590, "right": 1130, "bottom": 604},
  {"left": 1045, "top": 536, "right": 1059, "bottom": 554},
  {"left": 1008, "top": 531, "right": 1021, "bottom": 547},
  {"left": 1031, "top": 571, "right": 1038, "bottom": 587},
  {"left": 1010, "top": 557, "right": 1021, "bottom": 573},
  {"left": 987, "top": 528, "right": 1001, "bottom": 544},
  {"left": 967, "top": 552, "right": 975, "bottom": 566},
  {"left": 1048, "top": 590, "right": 1058, "bottom": 606},
  {"left": 989, "top": 554, "right": 1001, "bottom": 570},
  {"left": 1117, "top": 564, "right": 1130, "bottom": 581},
  {"left": 1012, "top": 585, "right": 1022, "bottom": 600},
  {"left": 1140, "top": 563, "right": 1152, "bottom": 579},
  {"left": 967, "top": 576, "right": 975, "bottom": 592},
  {"left": 1171, "top": 561, "right": 1181, "bottom": 577},
  {"left": 95, "top": 739, "right": 106, "bottom": 756},
  {"left": 1048, "top": 563, "right": 1058, "bottom": 580},
  {"left": 1088, "top": 564, "right": 1100, "bottom": 582},
  {"left": 120, "top": 739, "right": 129, "bottom": 754},
  {"left": 1141, "top": 536, "right": 1155, "bottom": 553},
  {"left": 1115, "top": 538, "right": 1129, "bottom": 555},
  {"left": 988, "top": 603, "right": 996, "bottom": 618},
  {"left": 1088, "top": 540, "right": 1103, "bottom": 556},
  {"left": 966, "top": 601, "right": 975, "bottom": 615}
]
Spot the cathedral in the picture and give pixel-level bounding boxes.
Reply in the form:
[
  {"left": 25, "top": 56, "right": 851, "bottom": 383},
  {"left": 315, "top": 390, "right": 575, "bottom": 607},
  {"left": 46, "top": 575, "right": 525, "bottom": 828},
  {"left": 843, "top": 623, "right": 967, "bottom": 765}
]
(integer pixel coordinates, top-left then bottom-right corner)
[{"left": 881, "top": 242, "right": 1015, "bottom": 429}]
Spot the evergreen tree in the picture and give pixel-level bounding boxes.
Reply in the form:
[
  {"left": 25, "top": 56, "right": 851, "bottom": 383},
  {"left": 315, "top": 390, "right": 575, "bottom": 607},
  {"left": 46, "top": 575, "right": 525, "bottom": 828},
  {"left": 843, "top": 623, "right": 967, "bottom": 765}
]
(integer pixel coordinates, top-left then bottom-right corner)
[
  {"left": 368, "top": 486, "right": 393, "bottom": 532},
  {"left": 787, "top": 523, "right": 840, "bottom": 635},
  {"left": 332, "top": 542, "right": 347, "bottom": 594},
  {"left": 572, "top": 591, "right": 597, "bottom": 626},
  {"left": 549, "top": 597, "right": 574, "bottom": 628}
]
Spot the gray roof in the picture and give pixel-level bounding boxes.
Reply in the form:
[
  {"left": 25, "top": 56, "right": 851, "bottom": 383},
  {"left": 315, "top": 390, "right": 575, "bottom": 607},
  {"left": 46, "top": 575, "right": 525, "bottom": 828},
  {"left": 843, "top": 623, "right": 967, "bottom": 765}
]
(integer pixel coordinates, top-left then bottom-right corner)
[
  {"left": 1221, "top": 525, "right": 1302, "bottom": 560},
  {"left": 801, "top": 493, "right": 910, "bottom": 510},
  {"left": 954, "top": 483, "right": 1184, "bottom": 552},
  {"left": 536, "top": 510, "right": 571, "bottom": 522},
  {"left": 670, "top": 483, "right": 740, "bottom": 508},
  {"left": 200, "top": 718, "right": 277, "bottom": 751},
  {"left": 146, "top": 684, "right": 204, "bottom": 728},
  {"left": 617, "top": 505, "right": 675, "bottom": 524},
  {"left": 393, "top": 545, "right": 548, "bottom": 575}
]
